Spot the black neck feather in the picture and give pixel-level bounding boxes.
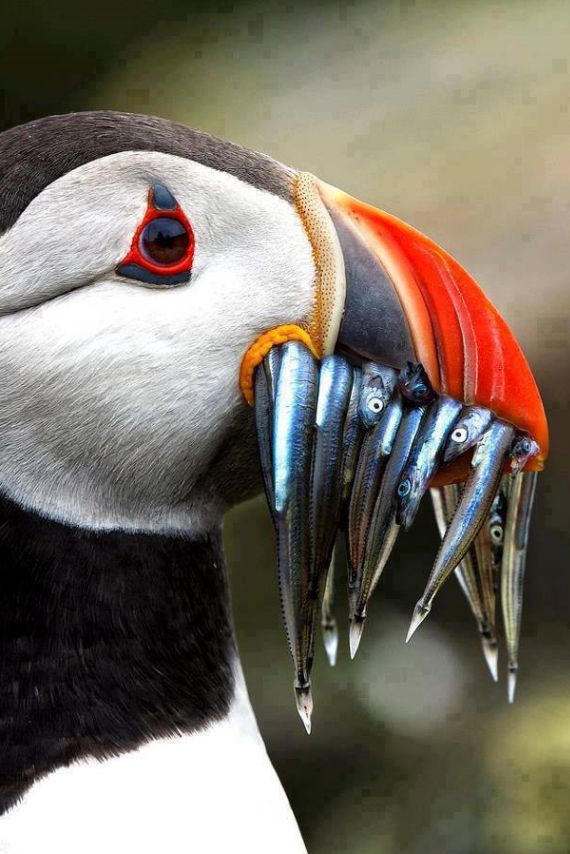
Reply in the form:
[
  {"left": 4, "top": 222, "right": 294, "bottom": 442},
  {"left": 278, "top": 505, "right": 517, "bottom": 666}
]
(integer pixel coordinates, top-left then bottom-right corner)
[{"left": 0, "top": 494, "right": 236, "bottom": 814}]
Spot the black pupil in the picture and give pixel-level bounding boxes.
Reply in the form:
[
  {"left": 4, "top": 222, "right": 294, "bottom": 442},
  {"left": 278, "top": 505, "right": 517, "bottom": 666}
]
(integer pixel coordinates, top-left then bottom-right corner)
[{"left": 140, "top": 217, "right": 189, "bottom": 265}]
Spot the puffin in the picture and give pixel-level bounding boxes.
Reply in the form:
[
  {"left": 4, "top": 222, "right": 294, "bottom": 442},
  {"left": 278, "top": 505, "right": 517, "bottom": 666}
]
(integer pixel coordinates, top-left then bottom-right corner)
[{"left": 0, "top": 111, "right": 547, "bottom": 853}]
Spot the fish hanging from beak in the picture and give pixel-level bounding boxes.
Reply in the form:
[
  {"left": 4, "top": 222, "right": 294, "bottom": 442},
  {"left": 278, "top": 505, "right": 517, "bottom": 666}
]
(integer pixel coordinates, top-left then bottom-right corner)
[{"left": 239, "top": 173, "right": 547, "bottom": 731}]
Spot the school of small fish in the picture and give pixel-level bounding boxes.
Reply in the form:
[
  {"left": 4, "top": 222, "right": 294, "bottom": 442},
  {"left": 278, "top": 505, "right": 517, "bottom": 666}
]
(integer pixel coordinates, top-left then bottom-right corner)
[{"left": 254, "top": 341, "right": 538, "bottom": 732}]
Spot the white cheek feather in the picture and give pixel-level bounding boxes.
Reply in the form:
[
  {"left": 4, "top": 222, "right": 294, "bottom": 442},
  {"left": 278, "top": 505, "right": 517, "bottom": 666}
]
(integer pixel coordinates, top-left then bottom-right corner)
[
  {"left": 0, "top": 152, "right": 316, "bottom": 533},
  {"left": 0, "top": 662, "right": 307, "bottom": 854}
]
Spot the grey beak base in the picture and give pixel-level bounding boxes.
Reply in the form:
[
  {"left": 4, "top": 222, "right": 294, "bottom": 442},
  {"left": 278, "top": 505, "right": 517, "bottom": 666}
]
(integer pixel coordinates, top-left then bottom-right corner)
[{"left": 326, "top": 206, "right": 416, "bottom": 369}]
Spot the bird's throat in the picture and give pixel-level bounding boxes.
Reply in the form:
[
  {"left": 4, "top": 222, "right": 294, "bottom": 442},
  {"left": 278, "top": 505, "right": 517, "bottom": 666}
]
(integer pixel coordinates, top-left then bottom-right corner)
[{"left": 0, "top": 492, "right": 236, "bottom": 815}]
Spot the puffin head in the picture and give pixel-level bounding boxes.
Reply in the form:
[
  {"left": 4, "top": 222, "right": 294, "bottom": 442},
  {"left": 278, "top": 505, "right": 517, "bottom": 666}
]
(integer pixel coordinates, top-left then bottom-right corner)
[
  {"left": 0, "top": 111, "right": 548, "bottom": 721},
  {"left": 0, "top": 111, "right": 319, "bottom": 533}
]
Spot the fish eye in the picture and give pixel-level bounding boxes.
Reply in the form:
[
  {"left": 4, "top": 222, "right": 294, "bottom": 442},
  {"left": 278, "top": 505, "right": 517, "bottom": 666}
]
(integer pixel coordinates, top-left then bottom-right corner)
[
  {"left": 140, "top": 217, "right": 190, "bottom": 265},
  {"left": 452, "top": 427, "right": 468, "bottom": 443},
  {"left": 367, "top": 396, "right": 384, "bottom": 414},
  {"left": 397, "top": 479, "right": 411, "bottom": 497},
  {"left": 397, "top": 362, "right": 435, "bottom": 404},
  {"left": 490, "top": 524, "right": 503, "bottom": 544}
]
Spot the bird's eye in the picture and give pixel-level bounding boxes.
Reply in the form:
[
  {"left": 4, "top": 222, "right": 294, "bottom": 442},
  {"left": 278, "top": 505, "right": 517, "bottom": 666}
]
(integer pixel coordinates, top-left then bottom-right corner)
[
  {"left": 367, "top": 396, "right": 384, "bottom": 414},
  {"left": 116, "top": 185, "right": 195, "bottom": 287},
  {"left": 452, "top": 427, "right": 468, "bottom": 443},
  {"left": 140, "top": 217, "right": 190, "bottom": 266}
]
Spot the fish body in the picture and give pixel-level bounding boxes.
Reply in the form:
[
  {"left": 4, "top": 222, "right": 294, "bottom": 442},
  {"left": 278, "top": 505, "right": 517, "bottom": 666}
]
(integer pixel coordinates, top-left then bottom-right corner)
[
  {"left": 397, "top": 396, "right": 463, "bottom": 529},
  {"left": 501, "top": 470, "right": 538, "bottom": 702},
  {"left": 254, "top": 348, "right": 282, "bottom": 513},
  {"left": 358, "top": 363, "right": 398, "bottom": 428},
  {"left": 347, "top": 396, "right": 402, "bottom": 580},
  {"left": 272, "top": 342, "right": 319, "bottom": 726},
  {"left": 397, "top": 362, "right": 437, "bottom": 406},
  {"left": 347, "top": 396, "right": 404, "bottom": 612},
  {"left": 408, "top": 420, "right": 515, "bottom": 640},
  {"left": 307, "top": 356, "right": 353, "bottom": 674},
  {"left": 310, "top": 355, "right": 353, "bottom": 588},
  {"left": 339, "top": 367, "right": 363, "bottom": 507},
  {"left": 510, "top": 434, "right": 540, "bottom": 475},
  {"left": 442, "top": 406, "right": 494, "bottom": 465},
  {"left": 355, "top": 403, "right": 427, "bottom": 622},
  {"left": 321, "top": 547, "right": 338, "bottom": 667}
]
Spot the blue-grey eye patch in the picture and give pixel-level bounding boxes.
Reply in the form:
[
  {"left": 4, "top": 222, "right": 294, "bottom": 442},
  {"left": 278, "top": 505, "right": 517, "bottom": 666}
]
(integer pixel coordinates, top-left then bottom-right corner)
[{"left": 151, "top": 184, "right": 177, "bottom": 211}]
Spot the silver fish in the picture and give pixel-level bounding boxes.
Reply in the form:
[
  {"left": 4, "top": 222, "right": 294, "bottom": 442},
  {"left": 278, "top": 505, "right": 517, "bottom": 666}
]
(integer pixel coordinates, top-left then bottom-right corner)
[
  {"left": 396, "top": 396, "right": 463, "bottom": 530},
  {"left": 501, "top": 470, "right": 538, "bottom": 702},
  {"left": 252, "top": 339, "right": 543, "bottom": 724},
  {"left": 310, "top": 356, "right": 353, "bottom": 574},
  {"left": 444, "top": 487, "right": 497, "bottom": 676},
  {"left": 473, "top": 518, "right": 498, "bottom": 652},
  {"left": 340, "top": 367, "right": 363, "bottom": 508},
  {"left": 431, "top": 486, "right": 498, "bottom": 680},
  {"left": 510, "top": 433, "right": 539, "bottom": 475},
  {"left": 358, "top": 363, "right": 399, "bottom": 428},
  {"left": 351, "top": 403, "right": 427, "bottom": 656},
  {"left": 345, "top": 363, "right": 398, "bottom": 579},
  {"left": 397, "top": 361, "right": 438, "bottom": 406},
  {"left": 272, "top": 341, "right": 319, "bottom": 732},
  {"left": 442, "top": 406, "right": 494, "bottom": 465},
  {"left": 346, "top": 395, "right": 404, "bottom": 638},
  {"left": 488, "top": 480, "right": 509, "bottom": 597},
  {"left": 347, "top": 394, "right": 402, "bottom": 608},
  {"left": 253, "top": 347, "right": 282, "bottom": 513},
  {"left": 408, "top": 420, "right": 515, "bottom": 641},
  {"left": 321, "top": 547, "right": 338, "bottom": 667},
  {"left": 308, "top": 355, "right": 353, "bottom": 667}
]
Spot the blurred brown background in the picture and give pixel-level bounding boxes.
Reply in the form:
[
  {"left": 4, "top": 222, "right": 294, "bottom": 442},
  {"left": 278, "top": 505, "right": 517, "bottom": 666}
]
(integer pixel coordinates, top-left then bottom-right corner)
[{"left": 3, "top": 1, "right": 569, "bottom": 850}]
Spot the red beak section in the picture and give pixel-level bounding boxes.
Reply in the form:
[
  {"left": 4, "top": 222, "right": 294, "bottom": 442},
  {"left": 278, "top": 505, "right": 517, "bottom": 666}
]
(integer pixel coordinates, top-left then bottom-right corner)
[{"left": 320, "top": 182, "right": 548, "bottom": 473}]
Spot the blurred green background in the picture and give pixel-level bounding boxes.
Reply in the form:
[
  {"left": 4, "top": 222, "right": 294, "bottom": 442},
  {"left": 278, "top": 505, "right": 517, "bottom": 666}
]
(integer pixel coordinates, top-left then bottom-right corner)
[{"left": 3, "top": 0, "right": 569, "bottom": 850}]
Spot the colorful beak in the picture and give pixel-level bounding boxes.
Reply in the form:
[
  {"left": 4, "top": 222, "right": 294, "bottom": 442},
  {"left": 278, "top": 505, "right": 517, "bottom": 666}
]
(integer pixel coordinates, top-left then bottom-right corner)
[
  {"left": 319, "top": 180, "right": 548, "bottom": 470},
  {"left": 242, "top": 174, "right": 548, "bottom": 728}
]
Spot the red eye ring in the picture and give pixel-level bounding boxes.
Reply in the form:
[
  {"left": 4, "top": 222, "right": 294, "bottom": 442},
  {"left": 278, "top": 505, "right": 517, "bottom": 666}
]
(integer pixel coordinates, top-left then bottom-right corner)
[{"left": 116, "top": 186, "right": 195, "bottom": 286}]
